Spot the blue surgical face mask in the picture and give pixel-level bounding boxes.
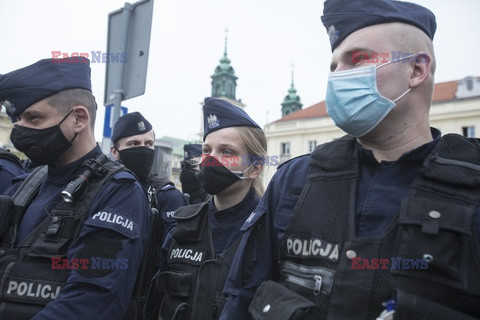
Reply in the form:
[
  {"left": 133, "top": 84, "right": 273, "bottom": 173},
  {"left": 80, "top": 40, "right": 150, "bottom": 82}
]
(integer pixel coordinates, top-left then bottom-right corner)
[{"left": 325, "top": 56, "right": 413, "bottom": 137}]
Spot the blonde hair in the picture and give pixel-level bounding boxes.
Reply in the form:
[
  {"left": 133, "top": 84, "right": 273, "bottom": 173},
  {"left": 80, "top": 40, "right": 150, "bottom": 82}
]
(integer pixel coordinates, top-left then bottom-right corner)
[{"left": 235, "top": 126, "right": 267, "bottom": 197}]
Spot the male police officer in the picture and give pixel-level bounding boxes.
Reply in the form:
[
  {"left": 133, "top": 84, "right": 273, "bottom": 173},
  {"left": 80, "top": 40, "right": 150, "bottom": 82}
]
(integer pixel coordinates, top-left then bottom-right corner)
[
  {"left": 0, "top": 58, "right": 150, "bottom": 319},
  {"left": 111, "top": 111, "right": 187, "bottom": 244},
  {"left": 0, "top": 147, "right": 24, "bottom": 194},
  {"left": 221, "top": 1, "right": 480, "bottom": 319},
  {"left": 180, "top": 143, "right": 208, "bottom": 204}
]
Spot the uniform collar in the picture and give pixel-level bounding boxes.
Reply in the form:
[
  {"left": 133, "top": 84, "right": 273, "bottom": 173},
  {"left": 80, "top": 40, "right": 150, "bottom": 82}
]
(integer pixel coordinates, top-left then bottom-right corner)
[
  {"left": 46, "top": 145, "right": 103, "bottom": 185},
  {"left": 358, "top": 127, "right": 441, "bottom": 166},
  {"left": 209, "top": 187, "right": 258, "bottom": 222}
]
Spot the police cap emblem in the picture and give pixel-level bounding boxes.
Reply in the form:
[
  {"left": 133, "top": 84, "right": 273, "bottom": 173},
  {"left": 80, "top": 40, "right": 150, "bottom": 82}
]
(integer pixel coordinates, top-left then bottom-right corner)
[
  {"left": 327, "top": 25, "right": 339, "bottom": 46},
  {"left": 207, "top": 114, "right": 219, "bottom": 129},
  {"left": 138, "top": 121, "right": 146, "bottom": 132}
]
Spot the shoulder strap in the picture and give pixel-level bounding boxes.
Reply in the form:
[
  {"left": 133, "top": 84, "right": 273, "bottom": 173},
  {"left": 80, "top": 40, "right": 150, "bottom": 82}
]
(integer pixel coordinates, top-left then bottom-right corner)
[
  {"left": 11, "top": 165, "right": 48, "bottom": 225},
  {"left": 146, "top": 175, "right": 174, "bottom": 208}
]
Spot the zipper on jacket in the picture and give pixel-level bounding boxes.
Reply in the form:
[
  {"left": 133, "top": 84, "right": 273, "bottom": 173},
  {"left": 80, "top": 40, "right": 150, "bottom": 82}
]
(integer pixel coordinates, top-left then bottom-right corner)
[{"left": 280, "top": 261, "right": 334, "bottom": 296}]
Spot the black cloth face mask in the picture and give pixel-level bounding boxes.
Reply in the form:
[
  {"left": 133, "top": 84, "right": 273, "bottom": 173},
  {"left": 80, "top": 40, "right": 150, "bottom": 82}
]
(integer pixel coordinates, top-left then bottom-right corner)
[
  {"left": 195, "top": 155, "right": 251, "bottom": 195},
  {"left": 118, "top": 146, "right": 155, "bottom": 185},
  {"left": 10, "top": 109, "right": 76, "bottom": 166}
]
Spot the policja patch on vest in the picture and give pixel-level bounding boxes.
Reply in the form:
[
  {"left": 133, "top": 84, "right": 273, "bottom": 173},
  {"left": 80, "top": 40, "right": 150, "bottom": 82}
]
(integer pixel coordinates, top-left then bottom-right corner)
[
  {"left": 285, "top": 236, "right": 339, "bottom": 262},
  {"left": 168, "top": 246, "right": 206, "bottom": 266}
]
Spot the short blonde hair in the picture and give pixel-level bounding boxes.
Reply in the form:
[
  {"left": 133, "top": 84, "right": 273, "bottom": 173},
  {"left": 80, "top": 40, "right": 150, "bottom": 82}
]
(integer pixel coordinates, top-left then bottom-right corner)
[{"left": 235, "top": 126, "right": 267, "bottom": 197}]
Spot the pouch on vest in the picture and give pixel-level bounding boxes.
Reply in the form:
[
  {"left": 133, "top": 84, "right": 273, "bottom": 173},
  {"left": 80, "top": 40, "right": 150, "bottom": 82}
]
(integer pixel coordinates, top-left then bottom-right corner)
[
  {"left": 248, "top": 280, "right": 319, "bottom": 320},
  {"left": 172, "top": 203, "right": 207, "bottom": 243},
  {"left": 0, "top": 302, "right": 43, "bottom": 320},
  {"left": 394, "top": 197, "right": 474, "bottom": 289},
  {"left": 394, "top": 289, "right": 479, "bottom": 320},
  {"left": 0, "top": 261, "right": 68, "bottom": 320},
  {"left": 156, "top": 270, "right": 192, "bottom": 297},
  {"left": 159, "top": 295, "right": 190, "bottom": 320},
  {"left": 0, "top": 196, "right": 13, "bottom": 238},
  {"left": 156, "top": 271, "right": 192, "bottom": 320}
]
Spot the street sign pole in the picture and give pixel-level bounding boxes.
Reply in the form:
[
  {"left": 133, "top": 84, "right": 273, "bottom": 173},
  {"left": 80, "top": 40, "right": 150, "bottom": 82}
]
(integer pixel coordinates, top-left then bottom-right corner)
[
  {"left": 111, "top": 3, "right": 132, "bottom": 130},
  {"left": 102, "top": 0, "right": 154, "bottom": 154}
]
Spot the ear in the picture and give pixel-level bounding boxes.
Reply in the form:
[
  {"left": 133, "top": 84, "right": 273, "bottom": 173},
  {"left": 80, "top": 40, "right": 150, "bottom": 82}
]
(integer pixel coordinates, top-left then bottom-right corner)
[
  {"left": 72, "top": 106, "right": 90, "bottom": 133},
  {"left": 409, "top": 52, "right": 431, "bottom": 89},
  {"left": 246, "top": 160, "right": 264, "bottom": 180},
  {"left": 111, "top": 146, "right": 120, "bottom": 161}
]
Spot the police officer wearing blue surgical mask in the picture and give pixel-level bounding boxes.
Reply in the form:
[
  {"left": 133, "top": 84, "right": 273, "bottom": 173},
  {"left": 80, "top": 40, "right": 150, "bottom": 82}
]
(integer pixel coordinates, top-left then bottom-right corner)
[
  {"left": 221, "top": 1, "right": 480, "bottom": 320},
  {"left": 145, "top": 97, "right": 267, "bottom": 320}
]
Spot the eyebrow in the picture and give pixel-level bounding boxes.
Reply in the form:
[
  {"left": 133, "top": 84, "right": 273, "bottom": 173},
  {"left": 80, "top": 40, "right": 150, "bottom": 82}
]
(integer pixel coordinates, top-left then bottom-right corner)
[{"left": 202, "top": 143, "right": 239, "bottom": 149}]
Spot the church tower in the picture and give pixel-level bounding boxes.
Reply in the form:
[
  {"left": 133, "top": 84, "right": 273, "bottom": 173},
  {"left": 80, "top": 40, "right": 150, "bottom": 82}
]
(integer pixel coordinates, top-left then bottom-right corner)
[
  {"left": 281, "top": 65, "right": 302, "bottom": 116},
  {"left": 211, "top": 31, "right": 238, "bottom": 101}
]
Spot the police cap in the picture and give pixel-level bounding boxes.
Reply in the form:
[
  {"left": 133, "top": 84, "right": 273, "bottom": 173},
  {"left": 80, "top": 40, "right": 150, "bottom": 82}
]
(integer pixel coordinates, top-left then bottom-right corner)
[
  {"left": 111, "top": 112, "right": 153, "bottom": 144},
  {"left": 203, "top": 97, "right": 261, "bottom": 141},
  {"left": 0, "top": 57, "right": 92, "bottom": 121},
  {"left": 321, "top": 0, "right": 437, "bottom": 51}
]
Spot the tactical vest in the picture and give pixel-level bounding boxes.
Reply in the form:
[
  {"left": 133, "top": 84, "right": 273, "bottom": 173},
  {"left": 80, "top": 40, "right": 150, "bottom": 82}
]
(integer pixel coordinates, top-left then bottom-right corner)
[
  {"left": 156, "top": 202, "right": 241, "bottom": 320},
  {"left": 276, "top": 134, "right": 480, "bottom": 319},
  {"left": 146, "top": 174, "right": 174, "bottom": 208},
  {"left": 0, "top": 158, "right": 124, "bottom": 320},
  {"left": 123, "top": 174, "right": 174, "bottom": 320}
]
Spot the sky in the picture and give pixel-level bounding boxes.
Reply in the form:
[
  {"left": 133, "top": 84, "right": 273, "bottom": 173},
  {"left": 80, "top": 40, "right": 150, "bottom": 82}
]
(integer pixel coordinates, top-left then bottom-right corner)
[{"left": 1, "top": 0, "right": 480, "bottom": 143}]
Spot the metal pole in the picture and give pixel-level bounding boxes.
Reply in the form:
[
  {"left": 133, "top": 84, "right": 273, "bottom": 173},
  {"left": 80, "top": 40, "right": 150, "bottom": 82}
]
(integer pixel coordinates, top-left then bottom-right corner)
[{"left": 111, "top": 2, "right": 133, "bottom": 129}]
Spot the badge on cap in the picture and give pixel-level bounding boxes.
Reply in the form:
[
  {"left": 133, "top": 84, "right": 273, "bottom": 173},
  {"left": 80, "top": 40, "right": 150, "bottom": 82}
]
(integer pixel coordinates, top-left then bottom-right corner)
[
  {"left": 138, "top": 121, "right": 146, "bottom": 132},
  {"left": 327, "top": 25, "right": 339, "bottom": 46},
  {"left": 1, "top": 100, "right": 14, "bottom": 114},
  {"left": 207, "top": 114, "right": 220, "bottom": 129}
]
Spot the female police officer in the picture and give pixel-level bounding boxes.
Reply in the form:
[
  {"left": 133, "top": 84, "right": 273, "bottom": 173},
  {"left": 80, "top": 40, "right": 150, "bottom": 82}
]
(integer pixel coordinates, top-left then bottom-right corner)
[{"left": 145, "top": 97, "right": 267, "bottom": 319}]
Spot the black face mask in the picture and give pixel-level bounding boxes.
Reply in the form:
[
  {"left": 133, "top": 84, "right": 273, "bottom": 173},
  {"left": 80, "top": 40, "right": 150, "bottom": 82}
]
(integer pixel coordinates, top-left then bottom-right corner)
[
  {"left": 118, "top": 146, "right": 155, "bottom": 185},
  {"left": 195, "top": 155, "right": 248, "bottom": 195},
  {"left": 10, "top": 109, "right": 76, "bottom": 166}
]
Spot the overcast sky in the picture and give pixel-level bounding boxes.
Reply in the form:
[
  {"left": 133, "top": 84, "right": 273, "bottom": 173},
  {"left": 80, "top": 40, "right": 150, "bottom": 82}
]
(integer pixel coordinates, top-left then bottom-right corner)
[{"left": 1, "top": 0, "right": 479, "bottom": 142}]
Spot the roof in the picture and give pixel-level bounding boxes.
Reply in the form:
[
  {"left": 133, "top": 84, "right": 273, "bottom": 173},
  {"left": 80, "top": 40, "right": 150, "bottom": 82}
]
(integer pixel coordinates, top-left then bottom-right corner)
[
  {"left": 274, "top": 79, "right": 463, "bottom": 123},
  {"left": 431, "top": 80, "right": 457, "bottom": 103},
  {"left": 275, "top": 101, "right": 327, "bottom": 123}
]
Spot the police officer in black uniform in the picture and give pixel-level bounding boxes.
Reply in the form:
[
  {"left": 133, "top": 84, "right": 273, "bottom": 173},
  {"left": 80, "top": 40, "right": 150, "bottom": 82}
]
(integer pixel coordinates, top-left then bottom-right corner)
[
  {"left": 111, "top": 111, "right": 187, "bottom": 319},
  {"left": 145, "top": 97, "right": 267, "bottom": 320},
  {"left": 111, "top": 111, "right": 187, "bottom": 244},
  {"left": 221, "top": 1, "right": 480, "bottom": 319},
  {"left": 180, "top": 143, "right": 208, "bottom": 204},
  {"left": 0, "top": 57, "right": 150, "bottom": 319}
]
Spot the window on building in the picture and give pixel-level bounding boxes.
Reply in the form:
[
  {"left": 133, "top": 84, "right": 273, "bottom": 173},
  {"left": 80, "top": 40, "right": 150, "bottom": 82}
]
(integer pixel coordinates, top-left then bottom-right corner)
[
  {"left": 462, "top": 126, "right": 476, "bottom": 138},
  {"left": 308, "top": 140, "right": 317, "bottom": 152},
  {"left": 281, "top": 142, "right": 291, "bottom": 156}
]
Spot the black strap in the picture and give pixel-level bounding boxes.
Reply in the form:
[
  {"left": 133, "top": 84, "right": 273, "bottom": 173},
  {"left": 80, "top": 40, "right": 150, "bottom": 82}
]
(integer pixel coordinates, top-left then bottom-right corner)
[{"left": 11, "top": 165, "right": 48, "bottom": 225}]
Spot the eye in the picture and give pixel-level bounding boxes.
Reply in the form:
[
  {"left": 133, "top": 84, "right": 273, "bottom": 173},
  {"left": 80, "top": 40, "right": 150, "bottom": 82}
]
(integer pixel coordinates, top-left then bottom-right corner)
[
  {"left": 353, "top": 54, "right": 369, "bottom": 64},
  {"left": 202, "top": 147, "right": 211, "bottom": 154},
  {"left": 222, "top": 150, "right": 234, "bottom": 156}
]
